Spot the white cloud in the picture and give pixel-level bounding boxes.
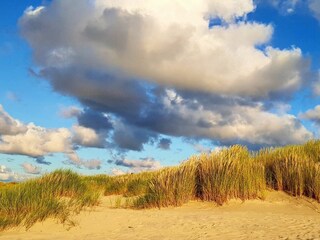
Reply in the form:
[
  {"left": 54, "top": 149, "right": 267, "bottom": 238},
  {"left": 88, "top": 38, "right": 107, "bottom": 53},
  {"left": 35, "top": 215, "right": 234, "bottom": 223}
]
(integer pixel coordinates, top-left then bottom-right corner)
[
  {"left": 0, "top": 123, "right": 72, "bottom": 157},
  {"left": 96, "top": 0, "right": 255, "bottom": 25},
  {"left": 0, "top": 165, "right": 30, "bottom": 182},
  {"left": 0, "top": 105, "right": 106, "bottom": 158},
  {"left": 59, "top": 106, "right": 82, "bottom": 118},
  {"left": 24, "top": 6, "right": 45, "bottom": 17},
  {"left": 160, "top": 90, "right": 313, "bottom": 146},
  {"left": 0, "top": 105, "right": 73, "bottom": 159},
  {"left": 0, "top": 105, "right": 27, "bottom": 135},
  {"left": 21, "top": 162, "right": 41, "bottom": 174},
  {"left": 20, "top": 0, "right": 309, "bottom": 98},
  {"left": 72, "top": 125, "right": 106, "bottom": 148},
  {"left": 300, "top": 105, "right": 320, "bottom": 124},
  {"left": 115, "top": 157, "right": 162, "bottom": 172},
  {"left": 206, "top": 0, "right": 255, "bottom": 22},
  {"left": 67, "top": 152, "right": 102, "bottom": 170},
  {"left": 15, "top": 0, "right": 315, "bottom": 152}
]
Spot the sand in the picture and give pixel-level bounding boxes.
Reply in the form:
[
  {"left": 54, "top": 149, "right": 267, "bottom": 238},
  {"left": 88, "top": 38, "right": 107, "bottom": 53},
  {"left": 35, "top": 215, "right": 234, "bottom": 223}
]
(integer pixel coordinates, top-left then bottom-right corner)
[{"left": 1, "top": 191, "right": 320, "bottom": 240}]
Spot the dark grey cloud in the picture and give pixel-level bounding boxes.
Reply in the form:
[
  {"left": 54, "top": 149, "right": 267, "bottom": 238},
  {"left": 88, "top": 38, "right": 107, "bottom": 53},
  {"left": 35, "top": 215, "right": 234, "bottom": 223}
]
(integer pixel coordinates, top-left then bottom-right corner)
[
  {"left": 35, "top": 156, "right": 52, "bottom": 165},
  {"left": 77, "top": 108, "right": 113, "bottom": 131},
  {"left": 157, "top": 138, "right": 172, "bottom": 150},
  {"left": 40, "top": 67, "right": 149, "bottom": 122},
  {"left": 112, "top": 123, "right": 157, "bottom": 151}
]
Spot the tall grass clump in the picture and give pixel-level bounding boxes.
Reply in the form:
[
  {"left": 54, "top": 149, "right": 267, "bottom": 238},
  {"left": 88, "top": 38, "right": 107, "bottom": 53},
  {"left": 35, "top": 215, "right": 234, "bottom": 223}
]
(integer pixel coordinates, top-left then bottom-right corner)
[
  {"left": 197, "top": 145, "right": 266, "bottom": 205},
  {"left": 100, "top": 171, "right": 154, "bottom": 197},
  {"left": 135, "top": 160, "right": 197, "bottom": 208},
  {"left": 257, "top": 141, "right": 320, "bottom": 202},
  {"left": 0, "top": 170, "right": 100, "bottom": 231}
]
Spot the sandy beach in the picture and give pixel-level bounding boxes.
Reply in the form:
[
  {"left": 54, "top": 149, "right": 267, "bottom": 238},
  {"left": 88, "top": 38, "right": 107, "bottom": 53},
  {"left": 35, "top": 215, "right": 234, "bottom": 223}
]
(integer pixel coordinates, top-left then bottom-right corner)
[{"left": 1, "top": 191, "right": 320, "bottom": 240}]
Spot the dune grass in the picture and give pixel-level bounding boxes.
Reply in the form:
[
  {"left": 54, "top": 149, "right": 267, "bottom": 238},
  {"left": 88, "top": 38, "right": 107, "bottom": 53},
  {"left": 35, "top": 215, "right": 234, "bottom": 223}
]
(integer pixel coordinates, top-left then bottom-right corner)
[
  {"left": 0, "top": 170, "right": 99, "bottom": 231},
  {"left": 257, "top": 140, "right": 320, "bottom": 202},
  {"left": 83, "top": 171, "right": 154, "bottom": 197},
  {"left": 0, "top": 140, "right": 319, "bottom": 231},
  {"left": 196, "top": 146, "right": 266, "bottom": 205},
  {"left": 135, "top": 160, "right": 197, "bottom": 208}
]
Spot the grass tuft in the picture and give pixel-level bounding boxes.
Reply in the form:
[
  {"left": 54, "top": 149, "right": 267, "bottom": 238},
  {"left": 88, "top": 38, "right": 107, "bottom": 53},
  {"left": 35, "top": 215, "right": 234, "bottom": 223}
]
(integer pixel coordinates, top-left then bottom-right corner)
[
  {"left": 197, "top": 146, "right": 266, "bottom": 205},
  {"left": 0, "top": 169, "right": 100, "bottom": 231}
]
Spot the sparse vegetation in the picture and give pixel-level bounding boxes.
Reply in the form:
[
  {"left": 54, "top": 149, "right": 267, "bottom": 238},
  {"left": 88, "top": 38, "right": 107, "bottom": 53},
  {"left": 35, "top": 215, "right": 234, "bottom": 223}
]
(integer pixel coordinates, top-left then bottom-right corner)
[{"left": 0, "top": 140, "right": 319, "bottom": 231}]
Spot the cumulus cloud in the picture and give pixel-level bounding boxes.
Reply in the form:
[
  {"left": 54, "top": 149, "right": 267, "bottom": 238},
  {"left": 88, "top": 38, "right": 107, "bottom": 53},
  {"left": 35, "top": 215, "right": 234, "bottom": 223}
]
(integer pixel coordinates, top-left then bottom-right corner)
[
  {"left": 0, "top": 165, "right": 29, "bottom": 182},
  {"left": 0, "top": 105, "right": 108, "bottom": 158},
  {"left": 15, "top": 0, "right": 314, "bottom": 152},
  {"left": 0, "top": 123, "right": 72, "bottom": 157},
  {"left": 0, "top": 165, "right": 16, "bottom": 181},
  {"left": 59, "top": 106, "right": 82, "bottom": 118},
  {"left": 115, "top": 157, "right": 161, "bottom": 172},
  {"left": 0, "top": 105, "right": 27, "bottom": 135},
  {"left": 21, "top": 162, "right": 41, "bottom": 174},
  {"left": 72, "top": 125, "right": 106, "bottom": 148},
  {"left": 112, "top": 122, "right": 156, "bottom": 151},
  {"left": 67, "top": 152, "right": 102, "bottom": 170},
  {"left": 136, "top": 89, "right": 312, "bottom": 146},
  {"left": 20, "top": 0, "right": 310, "bottom": 98},
  {"left": 300, "top": 105, "right": 320, "bottom": 125}
]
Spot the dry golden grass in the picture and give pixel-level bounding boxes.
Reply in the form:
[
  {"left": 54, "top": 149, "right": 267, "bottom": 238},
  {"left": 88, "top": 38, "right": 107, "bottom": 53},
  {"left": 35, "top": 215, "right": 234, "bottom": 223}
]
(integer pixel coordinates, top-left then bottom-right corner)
[{"left": 0, "top": 140, "right": 319, "bottom": 231}]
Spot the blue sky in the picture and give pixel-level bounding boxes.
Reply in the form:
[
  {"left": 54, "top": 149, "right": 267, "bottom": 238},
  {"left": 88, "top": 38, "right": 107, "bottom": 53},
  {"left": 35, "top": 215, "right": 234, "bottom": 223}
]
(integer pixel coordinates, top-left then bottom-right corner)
[{"left": 1, "top": 0, "right": 320, "bottom": 181}]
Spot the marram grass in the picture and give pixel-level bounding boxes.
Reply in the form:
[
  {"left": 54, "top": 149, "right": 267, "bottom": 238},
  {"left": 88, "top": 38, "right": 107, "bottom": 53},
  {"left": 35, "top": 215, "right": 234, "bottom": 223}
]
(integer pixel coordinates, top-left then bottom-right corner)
[
  {"left": 256, "top": 140, "right": 320, "bottom": 201},
  {"left": 0, "top": 170, "right": 99, "bottom": 231},
  {"left": 135, "top": 160, "right": 197, "bottom": 208},
  {"left": 196, "top": 145, "right": 266, "bottom": 205},
  {"left": 0, "top": 140, "right": 319, "bottom": 231}
]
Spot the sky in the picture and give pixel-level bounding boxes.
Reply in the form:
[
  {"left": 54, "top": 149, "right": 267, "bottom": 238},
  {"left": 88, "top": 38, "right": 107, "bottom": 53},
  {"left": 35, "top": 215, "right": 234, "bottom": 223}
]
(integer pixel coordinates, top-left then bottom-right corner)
[{"left": 0, "top": 0, "right": 320, "bottom": 181}]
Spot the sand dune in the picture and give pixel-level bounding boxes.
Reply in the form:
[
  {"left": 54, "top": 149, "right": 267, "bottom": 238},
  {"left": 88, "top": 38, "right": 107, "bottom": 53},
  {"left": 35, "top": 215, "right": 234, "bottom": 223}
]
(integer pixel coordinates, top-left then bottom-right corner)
[{"left": 1, "top": 191, "right": 320, "bottom": 240}]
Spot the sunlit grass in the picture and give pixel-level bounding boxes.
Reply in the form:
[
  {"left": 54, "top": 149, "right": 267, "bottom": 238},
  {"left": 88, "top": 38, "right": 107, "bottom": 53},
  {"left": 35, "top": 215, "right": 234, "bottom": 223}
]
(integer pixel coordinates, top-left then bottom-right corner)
[
  {"left": 135, "top": 160, "right": 197, "bottom": 208},
  {"left": 0, "top": 170, "right": 99, "bottom": 231},
  {"left": 0, "top": 140, "right": 319, "bottom": 231},
  {"left": 256, "top": 140, "right": 320, "bottom": 202},
  {"left": 196, "top": 145, "right": 266, "bottom": 205}
]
